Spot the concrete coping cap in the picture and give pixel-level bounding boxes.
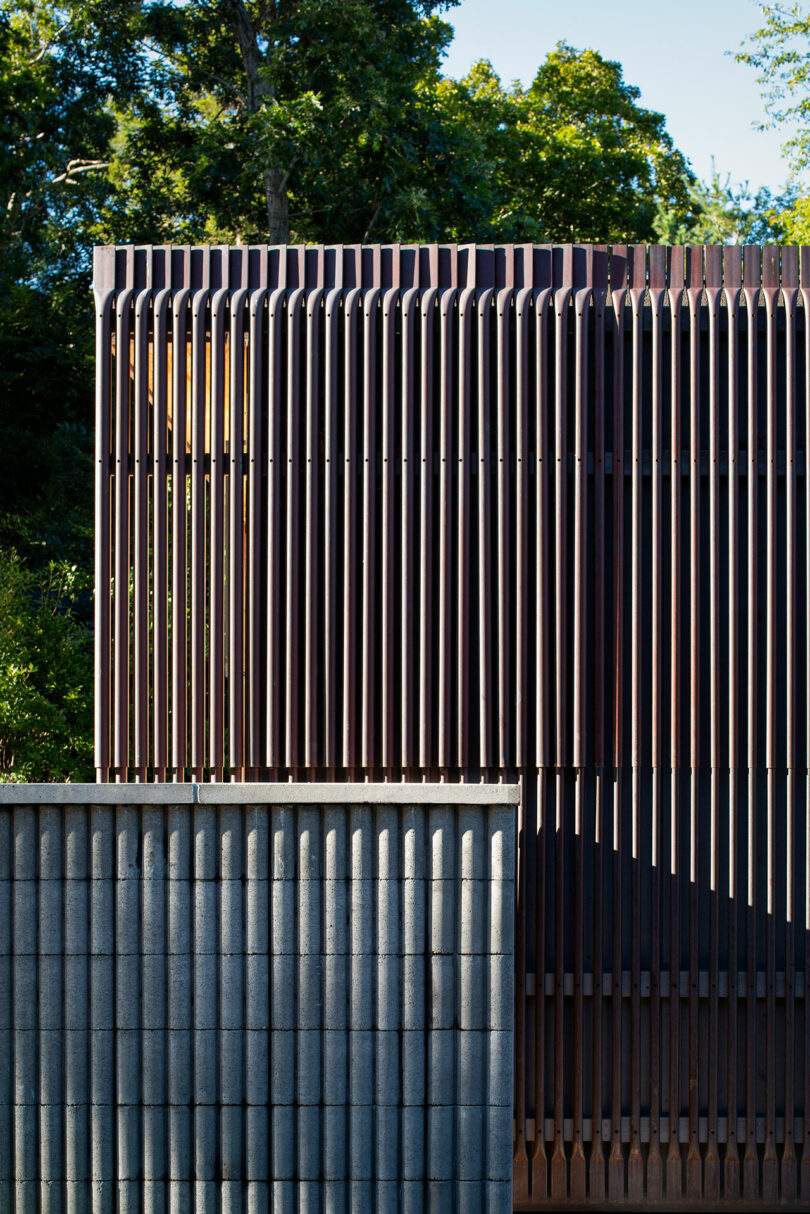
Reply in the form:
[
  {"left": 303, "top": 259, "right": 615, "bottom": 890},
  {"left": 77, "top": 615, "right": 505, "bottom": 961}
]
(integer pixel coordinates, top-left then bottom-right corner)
[{"left": 0, "top": 781, "right": 520, "bottom": 807}]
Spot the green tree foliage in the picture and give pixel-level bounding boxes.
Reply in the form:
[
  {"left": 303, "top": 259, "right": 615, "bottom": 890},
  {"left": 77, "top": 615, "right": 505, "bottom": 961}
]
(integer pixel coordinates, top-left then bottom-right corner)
[
  {"left": 0, "top": 551, "right": 93, "bottom": 781},
  {"left": 438, "top": 46, "right": 693, "bottom": 243},
  {"left": 654, "top": 160, "right": 792, "bottom": 245},
  {"left": 737, "top": 5, "right": 810, "bottom": 241},
  {"left": 98, "top": 0, "right": 461, "bottom": 243},
  {"left": 0, "top": 0, "right": 707, "bottom": 776}
]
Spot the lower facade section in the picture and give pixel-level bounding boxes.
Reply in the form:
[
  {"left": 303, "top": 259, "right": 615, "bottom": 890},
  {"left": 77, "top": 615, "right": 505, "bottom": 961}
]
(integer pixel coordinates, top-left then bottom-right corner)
[{"left": 0, "top": 782, "right": 517, "bottom": 1213}]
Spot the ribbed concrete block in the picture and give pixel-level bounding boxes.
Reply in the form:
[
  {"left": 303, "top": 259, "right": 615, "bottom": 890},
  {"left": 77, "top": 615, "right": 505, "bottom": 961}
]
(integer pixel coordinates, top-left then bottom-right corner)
[
  {"left": 429, "top": 880, "right": 455, "bottom": 955},
  {"left": 220, "top": 954, "right": 245, "bottom": 1030},
  {"left": 41, "top": 1101, "right": 63, "bottom": 1179},
  {"left": 322, "top": 1031, "right": 347, "bottom": 1105},
  {"left": 245, "top": 807, "right": 269, "bottom": 880},
  {"left": 116, "top": 1030, "right": 140, "bottom": 1105},
  {"left": 65, "top": 808, "right": 88, "bottom": 880},
  {"left": 116, "top": 873, "right": 140, "bottom": 955},
  {"left": 245, "top": 1107, "right": 268, "bottom": 1180},
  {"left": 348, "top": 1103, "right": 372, "bottom": 1178},
  {"left": 245, "top": 953, "right": 268, "bottom": 1030},
  {"left": 193, "top": 807, "right": 218, "bottom": 880},
  {"left": 270, "top": 1030, "right": 294, "bottom": 1104},
  {"left": 402, "top": 1031, "right": 426, "bottom": 1106},
  {"left": 458, "top": 807, "right": 486, "bottom": 880},
  {"left": 296, "top": 1029, "right": 321, "bottom": 1105},
  {"left": 115, "top": 956, "right": 140, "bottom": 1028},
  {"left": 375, "top": 1105, "right": 399, "bottom": 1180},
  {"left": 168, "top": 1106, "right": 192, "bottom": 1179},
  {"left": 66, "top": 1103, "right": 90, "bottom": 1181},
  {"left": 401, "top": 1106, "right": 426, "bottom": 1179},
  {"left": 194, "top": 1105, "right": 217, "bottom": 1179},
  {"left": 14, "top": 808, "right": 37, "bottom": 879},
  {"left": 40, "top": 880, "right": 63, "bottom": 954},
  {"left": 402, "top": 806, "right": 427, "bottom": 879},
  {"left": 323, "top": 880, "right": 347, "bottom": 954},
  {"left": 143, "top": 1104, "right": 167, "bottom": 1179},
  {"left": 168, "top": 1029, "right": 192, "bottom": 1105},
  {"left": 167, "top": 954, "right": 192, "bottom": 1028},
  {"left": 89, "top": 1029, "right": 114, "bottom": 1105},
  {"left": 142, "top": 954, "right": 167, "bottom": 1029},
  {"left": 376, "top": 954, "right": 401, "bottom": 1029},
  {"left": 14, "top": 880, "right": 37, "bottom": 955},
  {"left": 91, "top": 1103, "right": 114, "bottom": 1181},
  {"left": 219, "top": 1030, "right": 243, "bottom": 1104},
  {"left": 487, "top": 880, "right": 514, "bottom": 956},
  {"left": 376, "top": 879, "right": 399, "bottom": 958},
  {"left": 193, "top": 952, "right": 217, "bottom": 1029},
  {"left": 348, "top": 1029, "right": 373, "bottom": 1106},
  {"left": 245, "top": 878, "right": 268, "bottom": 956},
  {"left": 244, "top": 1030, "right": 268, "bottom": 1104},
  {"left": 271, "top": 1106, "right": 294, "bottom": 1178},
  {"left": 298, "top": 808, "right": 322, "bottom": 881},
  {"left": 457, "top": 1106, "right": 484, "bottom": 1181},
  {"left": 350, "top": 877, "right": 373, "bottom": 955},
  {"left": 193, "top": 1029, "right": 217, "bottom": 1104},
  {"left": 349, "top": 953, "right": 372, "bottom": 1029},
  {"left": 459, "top": 880, "right": 485, "bottom": 955},
  {"left": 220, "top": 1106, "right": 243, "bottom": 1179},
  {"left": 220, "top": 880, "right": 243, "bottom": 954},
  {"left": 375, "top": 1031, "right": 400, "bottom": 1105},
  {"left": 90, "top": 880, "right": 114, "bottom": 956},
  {"left": 403, "top": 878, "right": 426, "bottom": 955},
  {"left": 427, "top": 1107, "right": 453, "bottom": 1181},
  {"left": 375, "top": 807, "right": 400, "bottom": 880}
]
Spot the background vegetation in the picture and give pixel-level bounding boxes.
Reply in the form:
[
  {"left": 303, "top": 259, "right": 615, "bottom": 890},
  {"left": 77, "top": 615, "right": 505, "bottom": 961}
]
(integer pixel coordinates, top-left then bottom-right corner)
[{"left": 0, "top": 0, "right": 800, "bottom": 777}]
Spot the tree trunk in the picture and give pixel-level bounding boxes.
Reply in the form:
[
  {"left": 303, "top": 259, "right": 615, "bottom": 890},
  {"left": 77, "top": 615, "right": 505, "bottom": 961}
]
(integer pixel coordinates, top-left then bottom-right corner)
[
  {"left": 264, "top": 167, "right": 290, "bottom": 243},
  {"left": 222, "top": 0, "right": 290, "bottom": 241}
]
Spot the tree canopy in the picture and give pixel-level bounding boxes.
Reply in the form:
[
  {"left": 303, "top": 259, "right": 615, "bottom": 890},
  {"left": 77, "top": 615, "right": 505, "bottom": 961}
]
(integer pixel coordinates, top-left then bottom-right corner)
[{"left": 0, "top": 0, "right": 788, "bottom": 778}]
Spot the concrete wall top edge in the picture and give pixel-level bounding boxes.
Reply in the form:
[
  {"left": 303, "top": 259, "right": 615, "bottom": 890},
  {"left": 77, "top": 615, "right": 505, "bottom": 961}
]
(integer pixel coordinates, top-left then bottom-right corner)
[{"left": 0, "top": 781, "right": 520, "bottom": 807}]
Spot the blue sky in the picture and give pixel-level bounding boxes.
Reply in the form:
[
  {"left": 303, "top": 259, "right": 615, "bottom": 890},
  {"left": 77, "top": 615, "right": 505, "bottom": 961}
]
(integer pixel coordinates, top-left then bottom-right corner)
[{"left": 440, "top": 0, "right": 801, "bottom": 195}]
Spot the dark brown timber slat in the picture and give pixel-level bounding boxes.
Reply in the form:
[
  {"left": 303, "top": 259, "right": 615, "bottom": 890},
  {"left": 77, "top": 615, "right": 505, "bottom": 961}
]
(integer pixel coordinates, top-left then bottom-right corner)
[{"left": 94, "top": 242, "right": 810, "bottom": 1208}]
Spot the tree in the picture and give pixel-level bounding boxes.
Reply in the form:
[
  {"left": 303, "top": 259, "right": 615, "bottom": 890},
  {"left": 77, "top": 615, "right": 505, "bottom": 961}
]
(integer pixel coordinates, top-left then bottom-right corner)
[
  {"left": 737, "top": 6, "right": 810, "bottom": 241},
  {"left": 97, "top": 0, "right": 461, "bottom": 244},
  {"left": 653, "top": 160, "right": 792, "bottom": 245},
  {"left": 435, "top": 45, "right": 693, "bottom": 243}
]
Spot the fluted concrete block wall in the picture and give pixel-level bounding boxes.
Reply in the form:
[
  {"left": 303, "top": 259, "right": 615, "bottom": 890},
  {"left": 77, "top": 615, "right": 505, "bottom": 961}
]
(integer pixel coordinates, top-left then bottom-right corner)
[{"left": 0, "top": 782, "right": 517, "bottom": 1213}]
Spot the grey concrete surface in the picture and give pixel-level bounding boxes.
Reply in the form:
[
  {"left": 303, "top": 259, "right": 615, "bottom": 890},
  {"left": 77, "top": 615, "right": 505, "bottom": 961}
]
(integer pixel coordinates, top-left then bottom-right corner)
[{"left": 0, "top": 785, "right": 516, "bottom": 1212}]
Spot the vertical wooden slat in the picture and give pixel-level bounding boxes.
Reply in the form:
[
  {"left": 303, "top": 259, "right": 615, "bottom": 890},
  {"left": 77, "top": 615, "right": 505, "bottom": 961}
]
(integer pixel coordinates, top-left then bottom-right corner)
[
  {"left": 93, "top": 271, "right": 115, "bottom": 782},
  {"left": 419, "top": 287, "right": 438, "bottom": 772},
  {"left": 360, "top": 287, "right": 380, "bottom": 771},
  {"left": 685, "top": 243, "right": 703, "bottom": 1203},
  {"left": 266, "top": 285, "right": 285, "bottom": 771},
  {"left": 133, "top": 286, "right": 151, "bottom": 780},
  {"left": 762, "top": 243, "right": 779, "bottom": 1204},
  {"left": 743, "top": 243, "right": 761, "bottom": 1203},
  {"left": 704, "top": 244, "right": 723, "bottom": 1201},
  {"left": 477, "top": 288, "right": 494, "bottom": 772},
  {"left": 152, "top": 287, "right": 171, "bottom": 781},
  {"left": 628, "top": 244, "right": 645, "bottom": 1205},
  {"left": 380, "top": 287, "right": 399, "bottom": 771},
  {"left": 400, "top": 289, "right": 419, "bottom": 772},
  {"left": 647, "top": 243, "right": 666, "bottom": 1203},
  {"left": 608, "top": 244, "right": 626, "bottom": 1204},
  {"left": 551, "top": 248, "right": 572, "bottom": 1203},
  {"left": 323, "top": 286, "right": 341, "bottom": 772},
  {"left": 667, "top": 245, "right": 685, "bottom": 1203},
  {"left": 303, "top": 288, "right": 323, "bottom": 770},
  {"left": 782, "top": 242, "right": 799, "bottom": 1202},
  {"left": 341, "top": 288, "right": 362, "bottom": 772},
  {"left": 723, "top": 243, "right": 742, "bottom": 1202},
  {"left": 208, "top": 285, "right": 229, "bottom": 778},
  {"left": 228, "top": 287, "right": 248, "bottom": 777},
  {"left": 190, "top": 279, "right": 209, "bottom": 778},
  {"left": 246, "top": 284, "right": 267, "bottom": 774}
]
